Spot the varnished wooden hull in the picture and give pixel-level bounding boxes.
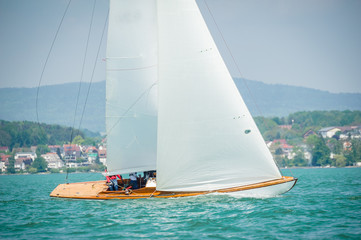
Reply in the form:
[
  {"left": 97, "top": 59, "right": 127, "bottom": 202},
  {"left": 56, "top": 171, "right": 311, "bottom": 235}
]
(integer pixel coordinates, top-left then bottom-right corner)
[{"left": 50, "top": 176, "right": 297, "bottom": 200}]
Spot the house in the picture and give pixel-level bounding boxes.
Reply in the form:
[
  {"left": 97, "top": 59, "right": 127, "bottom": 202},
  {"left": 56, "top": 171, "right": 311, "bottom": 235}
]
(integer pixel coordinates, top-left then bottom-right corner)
[
  {"left": 30, "top": 146, "right": 37, "bottom": 153},
  {"left": 0, "top": 154, "right": 10, "bottom": 172},
  {"left": 48, "top": 145, "right": 62, "bottom": 153},
  {"left": 66, "top": 162, "right": 78, "bottom": 168},
  {"left": 271, "top": 139, "right": 294, "bottom": 159},
  {"left": 14, "top": 159, "right": 27, "bottom": 170},
  {"left": 0, "top": 161, "right": 6, "bottom": 172},
  {"left": 318, "top": 127, "right": 341, "bottom": 138},
  {"left": 63, "top": 144, "right": 81, "bottom": 158},
  {"left": 15, "top": 152, "right": 37, "bottom": 161},
  {"left": 303, "top": 129, "right": 317, "bottom": 139},
  {"left": 85, "top": 146, "right": 98, "bottom": 163},
  {"left": 343, "top": 141, "right": 352, "bottom": 151},
  {"left": 41, "top": 153, "right": 64, "bottom": 169},
  {"left": 338, "top": 126, "right": 361, "bottom": 139},
  {"left": 0, "top": 146, "right": 9, "bottom": 152},
  {"left": 0, "top": 154, "right": 11, "bottom": 162},
  {"left": 98, "top": 148, "right": 107, "bottom": 165}
]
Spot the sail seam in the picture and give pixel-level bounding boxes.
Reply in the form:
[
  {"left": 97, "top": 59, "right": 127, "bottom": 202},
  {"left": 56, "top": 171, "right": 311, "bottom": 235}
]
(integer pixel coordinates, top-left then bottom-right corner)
[{"left": 107, "top": 64, "right": 157, "bottom": 71}]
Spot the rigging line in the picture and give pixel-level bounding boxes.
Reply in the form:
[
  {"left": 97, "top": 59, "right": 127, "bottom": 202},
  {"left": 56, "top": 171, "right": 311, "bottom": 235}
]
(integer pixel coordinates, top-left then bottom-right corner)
[
  {"left": 202, "top": 0, "right": 263, "bottom": 118},
  {"left": 36, "top": 0, "right": 72, "bottom": 126},
  {"left": 70, "top": 0, "right": 97, "bottom": 143},
  {"left": 77, "top": 9, "right": 109, "bottom": 135},
  {"left": 107, "top": 82, "right": 157, "bottom": 136},
  {"left": 202, "top": 1, "right": 284, "bottom": 174}
]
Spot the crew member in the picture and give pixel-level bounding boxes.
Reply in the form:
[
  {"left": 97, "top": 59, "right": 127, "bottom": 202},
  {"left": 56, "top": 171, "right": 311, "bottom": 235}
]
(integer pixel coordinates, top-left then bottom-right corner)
[
  {"left": 129, "top": 172, "right": 138, "bottom": 189},
  {"left": 106, "top": 174, "right": 122, "bottom": 191}
]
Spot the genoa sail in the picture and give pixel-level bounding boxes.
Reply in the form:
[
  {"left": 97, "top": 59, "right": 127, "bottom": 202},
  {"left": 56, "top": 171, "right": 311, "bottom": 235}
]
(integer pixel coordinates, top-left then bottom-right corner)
[
  {"left": 106, "top": 0, "right": 158, "bottom": 175},
  {"left": 156, "top": 0, "right": 282, "bottom": 191}
]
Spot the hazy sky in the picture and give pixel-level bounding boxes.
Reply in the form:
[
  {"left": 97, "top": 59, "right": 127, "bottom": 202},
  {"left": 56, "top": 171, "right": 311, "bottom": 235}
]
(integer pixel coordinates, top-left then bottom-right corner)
[{"left": 0, "top": 0, "right": 360, "bottom": 93}]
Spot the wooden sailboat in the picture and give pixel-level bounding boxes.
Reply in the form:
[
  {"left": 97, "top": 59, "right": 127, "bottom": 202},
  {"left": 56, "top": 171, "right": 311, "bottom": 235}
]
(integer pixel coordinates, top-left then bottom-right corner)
[{"left": 50, "top": 0, "right": 297, "bottom": 200}]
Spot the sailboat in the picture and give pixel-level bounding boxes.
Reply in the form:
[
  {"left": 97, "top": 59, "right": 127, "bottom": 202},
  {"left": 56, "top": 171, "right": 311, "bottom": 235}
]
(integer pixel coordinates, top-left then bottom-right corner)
[{"left": 50, "top": 0, "right": 297, "bottom": 200}]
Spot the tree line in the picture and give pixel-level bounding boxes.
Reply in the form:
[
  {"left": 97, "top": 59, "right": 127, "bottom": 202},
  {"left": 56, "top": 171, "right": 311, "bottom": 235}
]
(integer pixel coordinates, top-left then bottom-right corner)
[
  {"left": 0, "top": 120, "right": 102, "bottom": 150},
  {"left": 254, "top": 110, "right": 361, "bottom": 168},
  {"left": 1, "top": 110, "right": 360, "bottom": 173}
]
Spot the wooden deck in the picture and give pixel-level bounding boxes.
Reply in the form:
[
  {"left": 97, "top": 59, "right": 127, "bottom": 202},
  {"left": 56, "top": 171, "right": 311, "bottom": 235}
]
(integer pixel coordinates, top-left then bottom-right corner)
[{"left": 50, "top": 176, "right": 297, "bottom": 200}]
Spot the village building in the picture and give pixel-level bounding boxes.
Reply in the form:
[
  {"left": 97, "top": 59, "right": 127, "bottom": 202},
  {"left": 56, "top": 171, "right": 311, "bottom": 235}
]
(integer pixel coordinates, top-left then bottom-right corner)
[
  {"left": 303, "top": 129, "right": 317, "bottom": 139},
  {"left": 14, "top": 158, "right": 32, "bottom": 170},
  {"left": 98, "top": 148, "right": 107, "bottom": 165},
  {"left": 319, "top": 126, "right": 361, "bottom": 139},
  {"left": 343, "top": 141, "right": 352, "bottom": 151},
  {"left": 0, "top": 154, "right": 11, "bottom": 172},
  {"left": 15, "top": 152, "right": 37, "bottom": 161},
  {"left": 66, "top": 162, "right": 79, "bottom": 168},
  {"left": 269, "top": 139, "right": 295, "bottom": 159},
  {"left": 48, "top": 145, "right": 62, "bottom": 154},
  {"left": 0, "top": 146, "right": 9, "bottom": 152},
  {"left": 318, "top": 127, "right": 341, "bottom": 138},
  {"left": 0, "top": 161, "right": 6, "bottom": 172},
  {"left": 41, "top": 152, "right": 64, "bottom": 169},
  {"left": 30, "top": 146, "right": 37, "bottom": 153},
  {"left": 63, "top": 144, "right": 81, "bottom": 160},
  {"left": 14, "top": 159, "right": 26, "bottom": 170},
  {"left": 85, "top": 146, "right": 98, "bottom": 163}
]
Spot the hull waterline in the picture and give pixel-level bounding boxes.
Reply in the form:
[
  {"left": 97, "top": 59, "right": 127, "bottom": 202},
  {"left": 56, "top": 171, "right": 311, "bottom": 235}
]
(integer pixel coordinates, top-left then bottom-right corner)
[{"left": 50, "top": 176, "right": 297, "bottom": 200}]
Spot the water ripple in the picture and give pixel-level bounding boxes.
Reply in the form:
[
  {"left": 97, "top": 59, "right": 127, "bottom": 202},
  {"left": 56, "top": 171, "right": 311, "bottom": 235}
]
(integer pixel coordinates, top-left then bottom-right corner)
[{"left": 1, "top": 169, "right": 361, "bottom": 239}]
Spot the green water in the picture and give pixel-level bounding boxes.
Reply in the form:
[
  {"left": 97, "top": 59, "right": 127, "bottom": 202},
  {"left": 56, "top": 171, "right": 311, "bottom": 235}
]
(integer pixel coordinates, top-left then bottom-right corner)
[{"left": 0, "top": 168, "right": 360, "bottom": 239}]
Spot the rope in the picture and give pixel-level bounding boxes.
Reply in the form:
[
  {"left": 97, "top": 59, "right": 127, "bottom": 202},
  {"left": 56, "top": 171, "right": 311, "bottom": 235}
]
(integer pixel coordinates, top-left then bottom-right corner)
[
  {"left": 106, "top": 82, "right": 157, "bottom": 136},
  {"left": 149, "top": 188, "right": 157, "bottom": 198},
  {"left": 36, "top": 0, "right": 72, "bottom": 126},
  {"left": 77, "top": 10, "right": 109, "bottom": 134},
  {"left": 66, "top": 2, "right": 108, "bottom": 182},
  {"left": 70, "top": 0, "right": 97, "bottom": 143}
]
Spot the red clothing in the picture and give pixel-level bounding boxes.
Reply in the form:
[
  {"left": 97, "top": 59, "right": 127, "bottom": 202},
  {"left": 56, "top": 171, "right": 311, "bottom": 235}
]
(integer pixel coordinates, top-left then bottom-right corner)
[{"left": 106, "top": 175, "right": 121, "bottom": 183}]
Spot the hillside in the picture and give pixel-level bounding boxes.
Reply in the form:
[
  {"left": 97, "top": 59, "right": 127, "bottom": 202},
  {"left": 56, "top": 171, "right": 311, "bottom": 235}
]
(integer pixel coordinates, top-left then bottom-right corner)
[
  {"left": 0, "top": 82, "right": 105, "bottom": 133},
  {"left": 0, "top": 79, "right": 360, "bottom": 133},
  {"left": 234, "top": 78, "right": 361, "bottom": 117}
]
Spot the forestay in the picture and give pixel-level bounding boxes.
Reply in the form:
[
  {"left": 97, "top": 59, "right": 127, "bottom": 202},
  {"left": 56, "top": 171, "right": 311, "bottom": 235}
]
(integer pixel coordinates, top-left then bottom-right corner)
[
  {"left": 106, "top": 0, "right": 158, "bottom": 175},
  {"left": 156, "top": 0, "right": 281, "bottom": 191}
]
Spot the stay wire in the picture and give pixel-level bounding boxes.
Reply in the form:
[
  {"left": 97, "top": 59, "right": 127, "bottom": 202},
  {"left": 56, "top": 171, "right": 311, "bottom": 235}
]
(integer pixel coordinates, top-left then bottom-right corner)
[
  {"left": 36, "top": 0, "right": 72, "bottom": 126},
  {"left": 107, "top": 82, "right": 157, "bottom": 137},
  {"left": 77, "top": 9, "right": 109, "bottom": 135},
  {"left": 65, "top": 3, "right": 109, "bottom": 183},
  {"left": 202, "top": 0, "right": 263, "bottom": 117},
  {"left": 70, "top": 0, "right": 97, "bottom": 144},
  {"left": 202, "top": 1, "right": 284, "bottom": 174}
]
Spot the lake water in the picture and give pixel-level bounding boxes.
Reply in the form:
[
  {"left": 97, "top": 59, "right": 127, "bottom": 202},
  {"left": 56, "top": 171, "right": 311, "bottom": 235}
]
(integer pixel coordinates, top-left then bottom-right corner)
[{"left": 0, "top": 168, "right": 360, "bottom": 239}]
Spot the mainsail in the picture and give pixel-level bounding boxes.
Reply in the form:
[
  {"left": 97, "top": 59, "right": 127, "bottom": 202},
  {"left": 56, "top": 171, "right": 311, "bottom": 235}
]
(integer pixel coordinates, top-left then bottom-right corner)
[
  {"left": 106, "top": 0, "right": 158, "bottom": 175},
  {"left": 156, "top": 0, "right": 282, "bottom": 191}
]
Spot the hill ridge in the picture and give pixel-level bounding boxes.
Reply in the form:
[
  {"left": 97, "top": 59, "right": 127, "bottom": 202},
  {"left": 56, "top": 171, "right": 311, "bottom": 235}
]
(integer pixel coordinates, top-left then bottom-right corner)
[{"left": 1, "top": 79, "right": 360, "bottom": 132}]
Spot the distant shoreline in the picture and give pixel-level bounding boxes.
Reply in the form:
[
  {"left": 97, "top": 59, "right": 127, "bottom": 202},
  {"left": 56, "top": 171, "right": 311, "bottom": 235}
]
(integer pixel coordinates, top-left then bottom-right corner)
[
  {"left": 280, "top": 165, "right": 360, "bottom": 169},
  {"left": 1, "top": 166, "right": 360, "bottom": 176}
]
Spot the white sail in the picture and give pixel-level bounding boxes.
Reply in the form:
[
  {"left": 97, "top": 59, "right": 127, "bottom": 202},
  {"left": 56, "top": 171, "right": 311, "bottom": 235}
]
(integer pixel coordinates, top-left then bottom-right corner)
[
  {"left": 156, "top": 0, "right": 281, "bottom": 191},
  {"left": 106, "top": 0, "right": 158, "bottom": 175}
]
